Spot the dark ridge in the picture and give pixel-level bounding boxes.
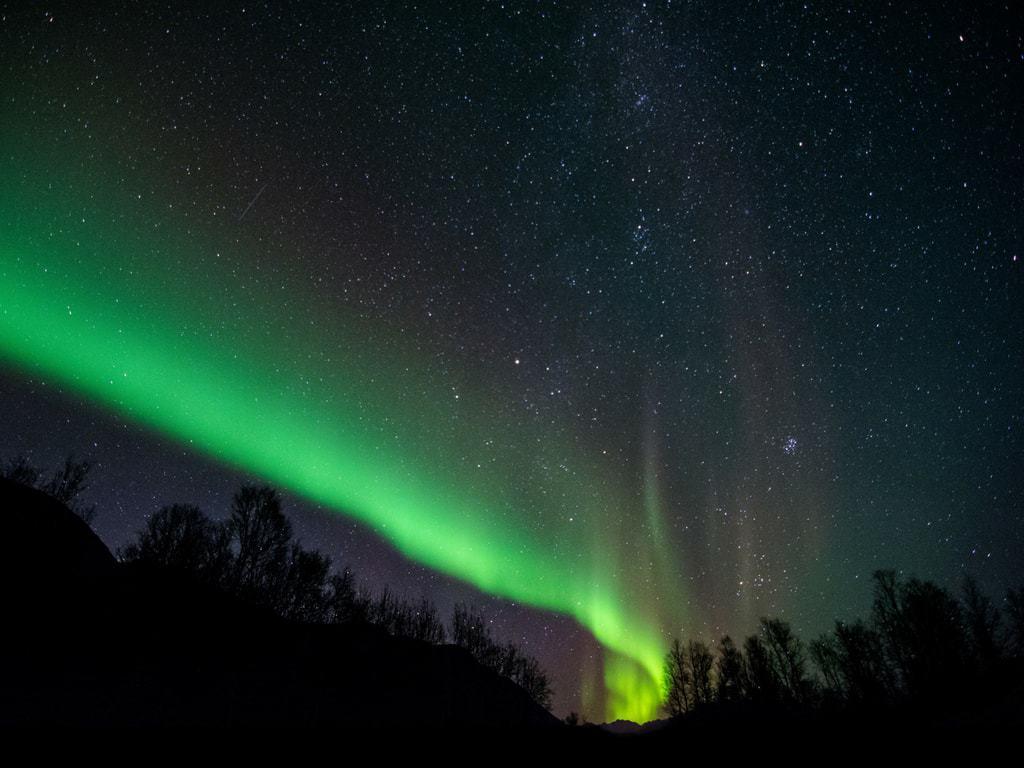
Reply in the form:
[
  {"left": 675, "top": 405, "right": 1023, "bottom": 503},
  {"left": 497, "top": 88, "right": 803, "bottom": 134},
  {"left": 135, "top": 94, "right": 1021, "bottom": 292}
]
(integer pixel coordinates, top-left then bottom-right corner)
[{"left": 0, "top": 477, "right": 560, "bottom": 729}]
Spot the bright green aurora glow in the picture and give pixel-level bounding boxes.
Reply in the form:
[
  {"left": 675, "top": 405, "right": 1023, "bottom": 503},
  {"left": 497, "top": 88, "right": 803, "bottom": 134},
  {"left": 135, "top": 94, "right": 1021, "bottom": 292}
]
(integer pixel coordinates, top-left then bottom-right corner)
[{"left": 0, "top": 146, "right": 685, "bottom": 723}]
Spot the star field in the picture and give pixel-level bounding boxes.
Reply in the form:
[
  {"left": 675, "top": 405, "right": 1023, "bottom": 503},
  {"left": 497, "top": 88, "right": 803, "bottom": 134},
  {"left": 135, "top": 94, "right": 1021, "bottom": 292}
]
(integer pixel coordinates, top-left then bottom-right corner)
[{"left": 1, "top": 1, "right": 1021, "bottom": 720}]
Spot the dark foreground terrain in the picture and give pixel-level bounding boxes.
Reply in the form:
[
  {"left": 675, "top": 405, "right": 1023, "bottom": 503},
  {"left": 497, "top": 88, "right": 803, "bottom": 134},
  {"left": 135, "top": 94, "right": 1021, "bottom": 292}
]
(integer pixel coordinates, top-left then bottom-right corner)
[
  {"left": 0, "top": 477, "right": 561, "bottom": 730},
  {"left": 1, "top": 474, "right": 1021, "bottom": 746}
]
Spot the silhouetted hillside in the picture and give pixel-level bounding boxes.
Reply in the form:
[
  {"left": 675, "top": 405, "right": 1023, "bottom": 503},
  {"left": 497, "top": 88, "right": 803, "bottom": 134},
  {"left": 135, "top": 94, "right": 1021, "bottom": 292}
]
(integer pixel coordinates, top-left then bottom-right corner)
[
  {"left": 0, "top": 475, "right": 114, "bottom": 619},
  {"left": 0, "top": 478, "right": 560, "bottom": 729}
]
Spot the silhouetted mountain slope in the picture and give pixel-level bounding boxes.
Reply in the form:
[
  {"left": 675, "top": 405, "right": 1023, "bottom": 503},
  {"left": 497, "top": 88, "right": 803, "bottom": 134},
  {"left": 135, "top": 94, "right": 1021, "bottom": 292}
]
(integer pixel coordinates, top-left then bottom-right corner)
[
  {"left": 0, "top": 479, "right": 560, "bottom": 729},
  {"left": 0, "top": 477, "right": 115, "bottom": 619}
]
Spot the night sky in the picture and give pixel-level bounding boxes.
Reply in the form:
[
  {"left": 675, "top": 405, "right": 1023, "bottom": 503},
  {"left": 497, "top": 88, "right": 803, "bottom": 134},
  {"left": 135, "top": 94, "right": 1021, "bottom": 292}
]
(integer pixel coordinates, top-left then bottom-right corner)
[{"left": 1, "top": 1, "right": 1021, "bottom": 721}]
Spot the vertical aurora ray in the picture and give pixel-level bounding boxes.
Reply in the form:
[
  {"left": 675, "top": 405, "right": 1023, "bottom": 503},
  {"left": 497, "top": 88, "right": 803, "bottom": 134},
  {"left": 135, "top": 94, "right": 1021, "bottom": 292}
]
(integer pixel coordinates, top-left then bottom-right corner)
[{"left": 0, "top": 144, "right": 683, "bottom": 722}]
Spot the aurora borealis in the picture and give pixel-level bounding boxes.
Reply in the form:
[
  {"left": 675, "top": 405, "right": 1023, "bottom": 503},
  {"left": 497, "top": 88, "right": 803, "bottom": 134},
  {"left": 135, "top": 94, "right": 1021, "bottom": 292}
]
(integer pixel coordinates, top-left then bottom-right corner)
[
  {"left": 0, "top": 150, "right": 675, "bottom": 718},
  {"left": 1, "top": 2, "right": 1021, "bottom": 722}
]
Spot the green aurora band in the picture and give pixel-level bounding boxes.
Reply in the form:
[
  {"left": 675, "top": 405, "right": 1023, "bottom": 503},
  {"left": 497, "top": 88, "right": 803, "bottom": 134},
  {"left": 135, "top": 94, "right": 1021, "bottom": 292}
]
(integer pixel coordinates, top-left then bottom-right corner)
[{"left": 0, "top": 143, "right": 686, "bottom": 723}]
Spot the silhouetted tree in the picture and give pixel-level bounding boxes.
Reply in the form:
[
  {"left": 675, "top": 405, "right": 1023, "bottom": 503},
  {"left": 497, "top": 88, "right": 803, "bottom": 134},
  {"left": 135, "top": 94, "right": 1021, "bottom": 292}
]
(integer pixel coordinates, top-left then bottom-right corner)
[
  {"left": 809, "top": 632, "right": 843, "bottom": 698},
  {"left": 228, "top": 485, "right": 292, "bottom": 602},
  {"left": 811, "top": 619, "right": 892, "bottom": 707},
  {"left": 44, "top": 456, "right": 91, "bottom": 505},
  {"left": 664, "top": 638, "right": 692, "bottom": 715},
  {"left": 452, "top": 603, "right": 500, "bottom": 668},
  {"left": 871, "top": 569, "right": 909, "bottom": 683},
  {"left": 278, "top": 544, "right": 332, "bottom": 622},
  {"left": 2, "top": 455, "right": 40, "bottom": 487},
  {"left": 370, "top": 585, "right": 421, "bottom": 637},
  {"left": 326, "top": 567, "right": 371, "bottom": 624},
  {"left": 450, "top": 603, "right": 552, "bottom": 709},
  {"left": 715, "top": 635, "right": 745, "bottom": 703},
  {"left": 760, "top": 617, "right": 812, "bottom": 704},
  {"left": 870, "top": 570, "right": 970, "bottom": 702},
  {"left": 410, "top": 597, "right": 447, "bottom": 644},
  {"left": 961, "top": 574, "right": 1003, "bottom": 670},
  {"left": 664, "top": 638, "right": 715, "bottom": 714},
  {"left": 742, "top": 634, "right": 781, "bottom": 705},
  {"left": 3, "top": 454, "right": 96, "bottom": 524},
  {"left": 1006, "top": 587, "right": 1024, "bottom": 658},
  {"left": 512, "top": 652, "right": 554, "bottom": 710},
  {"left": 367, "top": 586, "right": 447, "bottom": 643},
  {"left": 689, "top": 640, "right": 715, "bottom": 708},
  {"left": 120, "top": 503, "right": 232, "bottom": 584}
]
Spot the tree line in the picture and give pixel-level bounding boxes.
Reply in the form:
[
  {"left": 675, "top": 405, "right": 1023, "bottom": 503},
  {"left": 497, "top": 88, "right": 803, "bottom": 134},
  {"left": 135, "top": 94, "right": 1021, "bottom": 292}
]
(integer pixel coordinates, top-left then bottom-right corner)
[
  {"left": 9, "top": 455, "right": 1021, "bottom": 724},
  {"left": 3, "top": 454, "right": 97, "bottom": 523},
  {"left": 663, "top": 570, "right": 1024, "bottom": 720},
  {"left": 1, "top": 457, "right": 552, "bottom": 710},
  {"left": 119, "top": 484, "right": 554, "bottom": 709}
]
